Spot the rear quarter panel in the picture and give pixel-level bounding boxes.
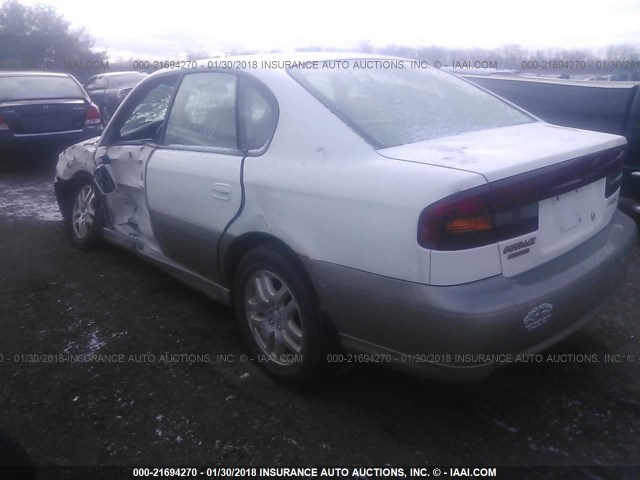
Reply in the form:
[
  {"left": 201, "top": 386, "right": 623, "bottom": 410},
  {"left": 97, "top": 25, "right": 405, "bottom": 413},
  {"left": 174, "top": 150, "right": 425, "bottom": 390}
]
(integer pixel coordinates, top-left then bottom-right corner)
[{"left": 226, "top": 71, "right": 487, "bottom": 284}]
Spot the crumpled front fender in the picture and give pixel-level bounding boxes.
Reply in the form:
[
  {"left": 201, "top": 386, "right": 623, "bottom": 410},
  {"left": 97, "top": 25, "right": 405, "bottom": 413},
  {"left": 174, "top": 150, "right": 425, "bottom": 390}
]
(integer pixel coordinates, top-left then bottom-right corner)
[{"left": 55, "top": 136, "right": 101, "bottom": 181}]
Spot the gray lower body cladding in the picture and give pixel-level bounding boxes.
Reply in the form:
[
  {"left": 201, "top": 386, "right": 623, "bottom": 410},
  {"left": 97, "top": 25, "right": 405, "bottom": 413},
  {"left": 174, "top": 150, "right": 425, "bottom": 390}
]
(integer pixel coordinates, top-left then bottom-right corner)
[
  {"left": 149, "top": 209, "right": 222, "bottom": 282},
  {"left": 308, "top": 211, "right": 638, "bottom": 380}
]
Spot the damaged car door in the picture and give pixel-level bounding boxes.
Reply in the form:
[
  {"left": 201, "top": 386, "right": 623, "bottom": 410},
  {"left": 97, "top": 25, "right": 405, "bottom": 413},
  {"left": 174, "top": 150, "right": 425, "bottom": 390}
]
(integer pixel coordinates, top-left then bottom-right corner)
[
  {"left": 145, "top": 72, "right": 246, "bottom": 282},
  {"left": 93, "top": 76, "right": 178, "bottom": 253}
]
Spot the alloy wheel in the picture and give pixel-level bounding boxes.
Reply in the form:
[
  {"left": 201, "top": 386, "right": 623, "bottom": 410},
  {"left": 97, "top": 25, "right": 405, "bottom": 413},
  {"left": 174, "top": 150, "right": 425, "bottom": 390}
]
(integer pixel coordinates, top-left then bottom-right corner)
[
  {"left": 71, "top": 184, "right": 96, "bottom": 240},
  {"left": 244, "top": 270, "right": 304, "bottom": 365}
]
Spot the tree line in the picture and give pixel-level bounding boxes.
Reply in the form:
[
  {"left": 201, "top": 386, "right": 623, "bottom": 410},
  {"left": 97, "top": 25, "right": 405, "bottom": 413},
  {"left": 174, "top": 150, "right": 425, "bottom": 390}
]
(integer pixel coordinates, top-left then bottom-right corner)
[{"left": 1, "top": 0, "right": 639, "bottom": 82}]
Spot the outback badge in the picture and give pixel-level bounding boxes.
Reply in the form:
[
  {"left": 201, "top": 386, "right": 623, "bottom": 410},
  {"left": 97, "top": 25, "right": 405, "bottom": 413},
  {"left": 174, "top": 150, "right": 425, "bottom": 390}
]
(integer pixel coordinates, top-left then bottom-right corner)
[{"left": 503, "top": 236, "right": 536, "bottom": 259}]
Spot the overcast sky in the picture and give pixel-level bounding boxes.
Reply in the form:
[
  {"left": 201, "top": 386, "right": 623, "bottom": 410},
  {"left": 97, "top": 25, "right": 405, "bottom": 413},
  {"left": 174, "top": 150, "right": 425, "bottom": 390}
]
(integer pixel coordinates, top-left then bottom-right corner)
[{"left": 18, "top": 0, "right": 640, "bottom": 59}]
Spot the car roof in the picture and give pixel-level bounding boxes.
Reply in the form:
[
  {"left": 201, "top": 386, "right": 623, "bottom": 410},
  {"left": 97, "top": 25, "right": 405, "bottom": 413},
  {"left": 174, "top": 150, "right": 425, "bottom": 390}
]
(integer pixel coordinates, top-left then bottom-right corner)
[
  {"left": 200, "top": 51, "right": 404, "bottom": 67},
  {"left": 209, "top": 51, "right": 401, "bottom": 61},
  {"left": 149, "top": 51, "right": 404, "bottom": 79},
  {"left": 0, "top": 71, "right": 72, "bottom": 78},
  {"left": 459, "top": 73, "right": 640, "bottom": 89},
  {"left": 96, "top": 71, "right": 147, "bottom": 78}
]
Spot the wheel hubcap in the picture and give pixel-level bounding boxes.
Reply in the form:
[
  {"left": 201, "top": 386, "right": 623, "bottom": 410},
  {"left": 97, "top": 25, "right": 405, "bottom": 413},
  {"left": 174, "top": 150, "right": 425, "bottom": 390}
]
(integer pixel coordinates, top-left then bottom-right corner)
[
  {"left": 71, "top": 185, "right": 96, "bottom": 239},
  {"left": 244, "top": 270, "right": 303, "bottom": 366}
]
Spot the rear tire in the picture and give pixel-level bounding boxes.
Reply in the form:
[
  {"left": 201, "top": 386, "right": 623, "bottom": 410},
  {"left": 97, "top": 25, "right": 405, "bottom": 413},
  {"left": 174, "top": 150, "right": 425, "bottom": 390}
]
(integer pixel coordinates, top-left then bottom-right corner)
[
  {"left": 65, "top": 177, "right": 103, "bottom": 250},
  {"left": 233, "top": 244, "right": 326, "bottom": 383}
]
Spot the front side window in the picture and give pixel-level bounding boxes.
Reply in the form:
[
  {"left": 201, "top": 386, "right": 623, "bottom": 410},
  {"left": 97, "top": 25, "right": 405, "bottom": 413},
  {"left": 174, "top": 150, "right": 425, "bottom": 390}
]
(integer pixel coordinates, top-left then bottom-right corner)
[
  {"left": 289, "top": 63, "right": 535, "bottom": 148},
  {"left": 118, "top": 80, "right": 176, "bottom": 142},
  {"left": 164, "top": 73, "right": 238, "bottom": 149},
  {"left": 120, "top": 79, "right": 175, "bottom": 138}
]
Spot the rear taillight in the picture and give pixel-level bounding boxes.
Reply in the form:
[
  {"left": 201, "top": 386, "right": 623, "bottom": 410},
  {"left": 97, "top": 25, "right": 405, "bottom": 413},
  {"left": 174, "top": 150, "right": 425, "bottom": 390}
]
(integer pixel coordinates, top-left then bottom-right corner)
[
  {"left": 85, "top": 104, "right": 101, "bottom": 126},
  {"left": 605, "top": 149, "right": 624, "bottom": 197},
  {"left": 418, "top": 146, "right": 624, "bottom": 251},
  {"left": 0, "top": 115, "right": 9, "bottom": 131},
  {"left": 418, "top": 184, "right": 538, "bottom": 251}
]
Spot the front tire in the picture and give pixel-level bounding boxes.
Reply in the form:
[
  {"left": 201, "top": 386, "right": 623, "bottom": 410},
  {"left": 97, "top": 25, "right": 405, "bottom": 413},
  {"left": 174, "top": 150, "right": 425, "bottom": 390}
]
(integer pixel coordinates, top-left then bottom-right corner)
[
  {"left": 65, "top": 178, "right": 103, "bottom": 250},
  {"left": 233, "top": 244, "right": 326, "bottom": 383}
]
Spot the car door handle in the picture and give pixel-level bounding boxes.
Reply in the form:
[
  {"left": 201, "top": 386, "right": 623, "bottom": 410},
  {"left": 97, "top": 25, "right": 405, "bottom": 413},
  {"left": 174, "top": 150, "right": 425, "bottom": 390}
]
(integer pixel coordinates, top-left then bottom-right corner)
[{"left": 211, "top": 183, "right": 232, "bottom": 201}]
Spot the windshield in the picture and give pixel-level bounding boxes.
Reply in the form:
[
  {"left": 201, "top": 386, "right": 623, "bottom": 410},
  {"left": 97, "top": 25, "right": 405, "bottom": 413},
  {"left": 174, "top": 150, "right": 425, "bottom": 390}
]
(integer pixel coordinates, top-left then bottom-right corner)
[
  {"left": 0, "top": 75, "right": 85, "bottom": 102},
  {"left": 289, "top": 61, "right": 535, "bottom": 148}
]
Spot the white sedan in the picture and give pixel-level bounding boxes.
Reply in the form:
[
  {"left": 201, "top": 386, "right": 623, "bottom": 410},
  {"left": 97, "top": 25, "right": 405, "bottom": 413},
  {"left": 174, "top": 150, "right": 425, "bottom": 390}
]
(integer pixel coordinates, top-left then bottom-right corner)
[{"left": 54, "top": 53, "right": 638, "bottom": 382}]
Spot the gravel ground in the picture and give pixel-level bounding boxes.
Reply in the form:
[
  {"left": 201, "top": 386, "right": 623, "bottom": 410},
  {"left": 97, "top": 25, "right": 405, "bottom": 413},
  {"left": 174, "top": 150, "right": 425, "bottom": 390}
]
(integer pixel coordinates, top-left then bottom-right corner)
[{"left": 0, "top": 155, "right": 639, "bottom": 468}]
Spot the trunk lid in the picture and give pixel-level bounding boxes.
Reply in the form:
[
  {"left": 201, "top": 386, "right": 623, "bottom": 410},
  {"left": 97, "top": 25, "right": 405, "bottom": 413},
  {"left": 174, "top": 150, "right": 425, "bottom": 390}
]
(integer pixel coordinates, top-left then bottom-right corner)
[
  {"left": 377, "top": 122, "right": 626, "bottom": 182},
  {"left": 0, "top": 99, "right": 87, "bottom": 134},
  {"left": 385, "top": 122, "right": 627, "bottom": 282}
]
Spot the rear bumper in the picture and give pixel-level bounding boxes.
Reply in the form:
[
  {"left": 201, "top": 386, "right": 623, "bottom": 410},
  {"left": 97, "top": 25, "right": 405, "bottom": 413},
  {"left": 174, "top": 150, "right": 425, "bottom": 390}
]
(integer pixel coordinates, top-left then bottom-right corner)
[
  {"left": 309, "top": 211, "right": 638, "bottom": 381},
  {"left": 0, "top": 127, "right": 102, "bottom": 152}
]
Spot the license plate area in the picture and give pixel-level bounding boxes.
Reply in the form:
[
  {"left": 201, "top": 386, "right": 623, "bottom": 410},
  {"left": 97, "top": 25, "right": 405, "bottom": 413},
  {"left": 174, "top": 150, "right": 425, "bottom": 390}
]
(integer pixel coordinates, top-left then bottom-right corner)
[
  {"left": 553, "top": 188, "right": 584, "bottom": 232},
  {"left": 22, "top": 113, "right": 76, "bottom": 133}
]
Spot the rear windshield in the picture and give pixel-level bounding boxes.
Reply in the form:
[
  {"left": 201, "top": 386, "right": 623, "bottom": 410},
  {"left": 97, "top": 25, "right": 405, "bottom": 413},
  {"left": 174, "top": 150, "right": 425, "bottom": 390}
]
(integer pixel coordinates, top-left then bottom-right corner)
[
  {"left": 0, "top": 75, "right": 85, "bottom": 102},
  {"left": 289, "top": 62, "right": 535, "bottom": 148}
]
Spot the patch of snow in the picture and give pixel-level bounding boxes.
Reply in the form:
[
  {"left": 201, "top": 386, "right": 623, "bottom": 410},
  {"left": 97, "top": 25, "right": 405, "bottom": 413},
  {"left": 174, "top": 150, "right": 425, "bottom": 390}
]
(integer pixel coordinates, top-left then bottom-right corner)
[
  {"left": 0, "top": 183, "right": 62, "bottom": 222},
  {"left": 87, "top": 329, "right": 107, "bottom": 354},
  {"left": 492, "top": 418, "right": 518, "bottom": 433}
]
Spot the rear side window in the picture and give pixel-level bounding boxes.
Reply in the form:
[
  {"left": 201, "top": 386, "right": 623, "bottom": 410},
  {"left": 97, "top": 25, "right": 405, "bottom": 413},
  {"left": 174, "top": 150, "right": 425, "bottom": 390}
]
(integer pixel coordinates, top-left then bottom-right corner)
[
  {"left": 239, "top": 81, "right": 277, "bottom": 150},
  {"left": 290, "top": 63, "right": 535, "bottom": 148},
  {"left": 109, "top": 73, "right": 147, "bottom": 88},
  {"left": 0, "top": 75, "right": 84, "bottom": 101},
  {"left": 86, "top": 76, "right": 107, "bottom": 90},
  {"left": 164, "top": 72, "right": 238, "bottom": 149}
]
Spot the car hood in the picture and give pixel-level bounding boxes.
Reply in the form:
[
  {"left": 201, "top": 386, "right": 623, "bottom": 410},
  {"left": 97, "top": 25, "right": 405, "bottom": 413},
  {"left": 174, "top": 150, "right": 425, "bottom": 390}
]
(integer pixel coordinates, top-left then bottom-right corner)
[{"left": 376, "top": 122, "right": 627, "bottom": 182}]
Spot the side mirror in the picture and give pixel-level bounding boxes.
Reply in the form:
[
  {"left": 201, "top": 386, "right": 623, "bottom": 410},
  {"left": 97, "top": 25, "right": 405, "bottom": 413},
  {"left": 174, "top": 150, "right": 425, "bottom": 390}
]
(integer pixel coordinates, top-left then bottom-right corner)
[{"left": 94, "top": 164, "right": 117, "bottom": 195}]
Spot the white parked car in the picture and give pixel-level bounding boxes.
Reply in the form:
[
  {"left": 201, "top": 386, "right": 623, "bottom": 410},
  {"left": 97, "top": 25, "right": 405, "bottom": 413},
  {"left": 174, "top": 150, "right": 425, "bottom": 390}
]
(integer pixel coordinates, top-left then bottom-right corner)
[{"left": 54, "top": 53, "right": 638, "bottom": 382}]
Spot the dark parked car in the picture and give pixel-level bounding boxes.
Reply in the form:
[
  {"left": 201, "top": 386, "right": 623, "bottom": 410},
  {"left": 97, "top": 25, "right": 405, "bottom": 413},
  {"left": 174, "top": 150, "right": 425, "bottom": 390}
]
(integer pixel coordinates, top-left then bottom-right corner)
[
  {"left": 84, "top": 71, "right": 147, "bottom": 125},
  {"left": 0, "top": 71, "right": 103, "bottom": 153},
  {"left": 462, "top": 74, "right": 640, "bottom": 212}
]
